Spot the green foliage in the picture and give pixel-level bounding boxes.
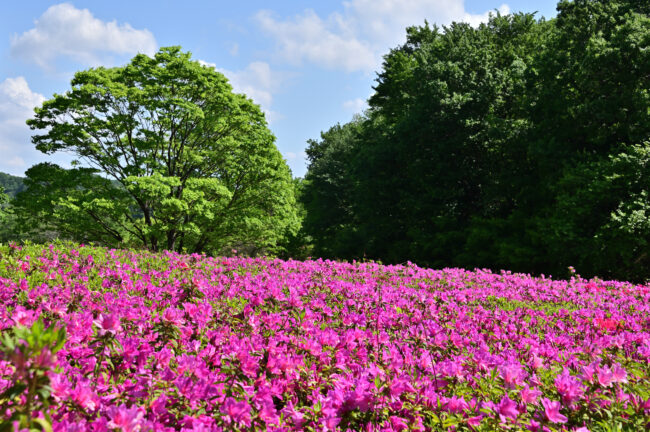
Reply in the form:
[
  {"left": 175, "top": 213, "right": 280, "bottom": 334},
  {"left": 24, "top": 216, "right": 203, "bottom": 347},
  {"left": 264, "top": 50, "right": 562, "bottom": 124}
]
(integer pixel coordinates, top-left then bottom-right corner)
[
  {"left": 0, "top": 318, "right": 66, "bottom": 432},
  {"left": 0, "top": 186, "right": 7, "bottom": 219},
  {"left": 301, "top": 118, "right": 363, "bottom": 258},
  {"left": 0, "top": 172, "right": 25, "bottom": 197},
  {"left": 21, "top": 46, "right": 298, "bottom": 255},
  {"left": 276, "top": 177, "right": 313, "bottom": 260},
  {"left": 303, "top": 0, "right": 650, "bottom": 281}
]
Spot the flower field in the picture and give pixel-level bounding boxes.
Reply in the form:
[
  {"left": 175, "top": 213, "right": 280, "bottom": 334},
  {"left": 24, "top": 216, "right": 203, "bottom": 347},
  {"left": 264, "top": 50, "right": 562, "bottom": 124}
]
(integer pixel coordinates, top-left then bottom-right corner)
[{"left": 1, "top": 243, "right": 649, "bottom": 431}]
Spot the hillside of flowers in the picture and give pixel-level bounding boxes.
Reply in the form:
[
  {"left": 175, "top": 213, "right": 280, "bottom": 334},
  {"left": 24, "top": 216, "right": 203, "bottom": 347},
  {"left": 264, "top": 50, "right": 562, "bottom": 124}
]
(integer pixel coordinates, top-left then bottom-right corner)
[{"left": 1, "top": 243, "right": 649, "bottom": 431}]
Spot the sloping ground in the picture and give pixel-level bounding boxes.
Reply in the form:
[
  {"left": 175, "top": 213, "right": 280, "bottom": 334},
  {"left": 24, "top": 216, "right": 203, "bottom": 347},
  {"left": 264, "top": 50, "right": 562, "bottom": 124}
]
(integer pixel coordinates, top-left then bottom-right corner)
[{"left": 1, "top": 243, "right": 649, "bottom": 431}]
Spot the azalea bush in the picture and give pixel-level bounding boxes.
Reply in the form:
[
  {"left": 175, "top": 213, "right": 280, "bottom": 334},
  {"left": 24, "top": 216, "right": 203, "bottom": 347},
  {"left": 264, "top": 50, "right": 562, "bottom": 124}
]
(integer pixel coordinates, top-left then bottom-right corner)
[{"left": 0, "top": 243, "right": 649, "bottom": 431}]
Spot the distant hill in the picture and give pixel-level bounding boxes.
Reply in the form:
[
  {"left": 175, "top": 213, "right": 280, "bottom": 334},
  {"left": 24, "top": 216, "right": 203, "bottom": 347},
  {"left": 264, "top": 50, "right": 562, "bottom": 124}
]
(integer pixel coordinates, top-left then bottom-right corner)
[{"left": 0, "top": 172, "right": 25, "bottom": 197}]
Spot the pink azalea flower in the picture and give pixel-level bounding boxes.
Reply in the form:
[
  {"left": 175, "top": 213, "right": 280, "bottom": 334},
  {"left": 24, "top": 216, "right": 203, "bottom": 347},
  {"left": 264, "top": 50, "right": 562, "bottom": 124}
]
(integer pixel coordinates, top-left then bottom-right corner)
[
  {"left": 596, "top": 365, "right": 615, "bottom": 387},
  {"left": 258, "top": 402, "right": 280, "bottom": 426},
  {"left": 389, "top": 416, "right": 409, "bottom": 431},
  {"left": 520, "top": 386, "right": 542, "bottom": 404},
  {"left": 93, "top": 313, "right": 121, "bottom": 336},
  {"left": 581, "top": 362, "right": 598, "bottom": 384},
  {"left": 106, "top": 404, "right": 144, "bottom": 432},
  {"left": 280, "top": 400, "right": 305, "bottom": 427},
  {"left": 12, "top": 306, "right": 38, "bottom": 327},
  {"left": 162, "top": 307, "right": 185, "bottom": 326},
  {"left": 389, "top": 376, "right": 415, "bottom": 398},
  {"left": 555, "top": 371, "right": 585, "bottom": 406},
  {"left": 49, "top": 373, "right": 70, "bottom": 402},
  {"left": 70, "top": 382, "right": 99, "bottom": 411},
  {"left": 321, "top": 404, "right": 341, "bottom": 430},
  {"left": 611, "top": 364, "right": 628, "bottom": 383},
  {"left": 446, "top": 395, "right": 469, "bottom": 413},
  {"left": 497, "top": 395, "right": 519, "bottom": 420},
  {"left": 221, "top": 397, "right": 252, "bottom": 428},
  {"left": 530, "top": 353, "right": 544, "bottom": 369},
  {"left": 541, "top": 398, "right": 568, "bottom": 424},
  {"left": 500, "top": 363, "right": 526, "bottom": 388}
]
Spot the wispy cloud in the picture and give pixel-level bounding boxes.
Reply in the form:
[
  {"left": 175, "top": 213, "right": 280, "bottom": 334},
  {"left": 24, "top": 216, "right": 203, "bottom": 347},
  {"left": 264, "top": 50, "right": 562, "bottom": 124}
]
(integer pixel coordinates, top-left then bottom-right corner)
[
  {"left": 343, "top": 97, "right": 368, "bottom": 113},
  {"left": 199, "top": 60, "right": 284, "bottom": 123},
  {"left": 0, "top": 77, "right": 45, "bottom": 175},
  {"left": 256, "top": 0, "right": 509, "bottom": 73},
  {"left": 255, "top": 9, "right": 376, "bottom": 72},
  {"left": 11, "top": 3, "right": 157, "bottom": 70}
]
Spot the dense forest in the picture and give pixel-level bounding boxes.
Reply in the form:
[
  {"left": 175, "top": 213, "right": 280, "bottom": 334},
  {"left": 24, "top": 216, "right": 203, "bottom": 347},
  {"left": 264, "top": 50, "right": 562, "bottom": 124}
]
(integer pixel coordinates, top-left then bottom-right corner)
[
  {"left": 1, "top": 0, "right": 648, "bottom": 281},
  {"left": 300, "top": 0, "right": 650, "bottom": 281},
  {"left": 0, "top": 172, "right": 25, "bottom": 197}
]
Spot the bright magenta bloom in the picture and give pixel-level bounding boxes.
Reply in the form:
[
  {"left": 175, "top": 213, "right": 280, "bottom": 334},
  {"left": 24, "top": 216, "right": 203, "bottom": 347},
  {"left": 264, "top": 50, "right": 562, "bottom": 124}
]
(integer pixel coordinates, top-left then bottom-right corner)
[
  {"left": 93, "top": 313, "right": 121, "bottom": 335},
  {"left": 162, "top": 307, "right": 185, "bottom": 326},
  {"left": 106, "top": 404, "right": 144, "bottom": 432},
  {"left": 555, "top": 371, "right": 585, "bottom": 406},
  {"left": 497, "top": 395, "right": 519, "bottom": 420},
  {"left": 541, "top": 398, "right": 568, "bottom": 424},
  {"left": 70, "top": 382, "right": 99, "bottom": 411},
  {"left": 222, "top": 397, "right": 252, "bottom": 428},
  {"left": 597, "top": 365, "right": 615, "bottom": 387},
  {"left": 520, "top": 386, "right": 542, "bottom": 404}
]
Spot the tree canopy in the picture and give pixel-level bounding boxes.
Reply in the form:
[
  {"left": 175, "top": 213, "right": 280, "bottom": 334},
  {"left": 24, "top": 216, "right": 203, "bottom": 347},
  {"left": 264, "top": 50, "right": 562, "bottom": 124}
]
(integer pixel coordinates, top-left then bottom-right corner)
[
  {"left": 0, "top": 172, "right": 25, "bottom": 197},
  {"left": 302, "top": 0, "right": 650, "bottom": 281},
  {"left": 21, "top": 46, "right": 298, "bottom": 255}
]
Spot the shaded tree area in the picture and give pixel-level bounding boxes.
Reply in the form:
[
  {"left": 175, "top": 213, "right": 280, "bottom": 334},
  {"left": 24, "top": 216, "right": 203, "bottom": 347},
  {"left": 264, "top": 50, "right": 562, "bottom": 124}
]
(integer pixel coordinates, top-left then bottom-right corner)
[
  {"left": 301, "top": 118, "right": 363, "bottom": 258},
  {"left": 0, "top": 174, "right": 24, "bottom": 243},
  {"left": 302, "top": 0, "right": 650, "bottom": 281},
  {"left": 0, "top": 172, "right": 25, "bottom": 197}
]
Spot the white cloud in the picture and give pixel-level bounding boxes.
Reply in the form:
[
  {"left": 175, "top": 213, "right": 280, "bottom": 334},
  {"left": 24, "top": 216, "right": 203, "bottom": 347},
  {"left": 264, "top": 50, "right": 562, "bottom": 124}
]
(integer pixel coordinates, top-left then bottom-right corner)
[
  {"left": 200, "top": 60, "right": 283, "bottom": 123},
  {"left": 0, "top": 77, "right": 45, "bottom": 175},
  {"left": 10, "top": 3, "right": 157, "bottom": 69},
  {"left": 284, "top": 151, "right": 306, "bottom": 161},
  {"left": 462, "top": 4, "right": 511, "bottom": 28},
  {"left": 256, "top": 0, "right": 510, "bottom": 72},
  {"left": 197, "top": 60, "right": 217, "bottom": 69},
  {"left": 343, "top": 97, "right": 368, "bottom": 113},
  {"left": 255, "top": 10, "right": 376, "bottom": 72},
  {"left": 7, "top": 157, "right": 26, "bottom": 168}
]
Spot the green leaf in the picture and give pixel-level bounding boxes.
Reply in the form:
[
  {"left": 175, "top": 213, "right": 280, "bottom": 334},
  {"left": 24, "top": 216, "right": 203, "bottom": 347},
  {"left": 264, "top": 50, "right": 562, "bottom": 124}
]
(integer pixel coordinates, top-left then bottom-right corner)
[{"left": 31, "top": 418, "right": 53, "bottom": 432}]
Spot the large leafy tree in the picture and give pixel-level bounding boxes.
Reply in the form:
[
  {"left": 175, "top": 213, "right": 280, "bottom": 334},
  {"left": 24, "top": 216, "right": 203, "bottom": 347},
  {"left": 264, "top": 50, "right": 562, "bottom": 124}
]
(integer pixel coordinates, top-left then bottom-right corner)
[{"left": 24, "top": 47, "right": 298, "bottom": 254}]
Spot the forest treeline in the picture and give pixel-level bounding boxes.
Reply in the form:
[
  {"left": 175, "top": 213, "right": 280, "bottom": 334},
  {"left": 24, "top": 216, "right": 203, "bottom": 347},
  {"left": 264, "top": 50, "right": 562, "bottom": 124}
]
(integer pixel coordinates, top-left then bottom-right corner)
[
  {"left": 300, "top": 0, "right": 650, "bottom": 281},
  {"left": 1, "top": 0, "right": 648, "bottom": 281}
]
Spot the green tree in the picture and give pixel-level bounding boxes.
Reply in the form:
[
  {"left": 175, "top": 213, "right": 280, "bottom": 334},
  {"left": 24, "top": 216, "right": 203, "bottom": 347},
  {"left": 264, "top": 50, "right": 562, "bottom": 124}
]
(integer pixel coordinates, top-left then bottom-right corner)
[
  {"left": 0, "top": 186, "right": 8, "bottom": 224},
  {"left": 303, "top": 0, "right": 650, "bottom": 281},
  {"left": 352, "top": 13, "right": 551, "bottom": 268},
  {"left": 301, "top": 118, "right": 363, "bottom": 259},
  {"left": 533, "top": 0, "right": 650, "bottom": 279},
  {"left": 13, "top": 163, "right": 127, "bottom": 244},
  {"left": 24, "top": 46, "right": 298, "bottom": 254},
  {"left": 0, "top": 172, "right": 26, "bottom": 197}
]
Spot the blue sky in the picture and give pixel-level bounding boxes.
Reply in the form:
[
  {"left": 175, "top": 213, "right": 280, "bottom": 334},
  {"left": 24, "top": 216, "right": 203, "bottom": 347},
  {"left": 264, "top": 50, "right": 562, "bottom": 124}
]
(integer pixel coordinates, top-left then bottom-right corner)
[{"left": 1, "top": 0, "right": 558, "bottom": 178}]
